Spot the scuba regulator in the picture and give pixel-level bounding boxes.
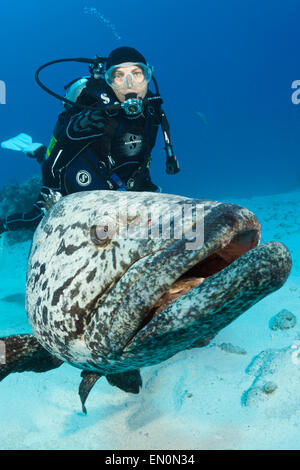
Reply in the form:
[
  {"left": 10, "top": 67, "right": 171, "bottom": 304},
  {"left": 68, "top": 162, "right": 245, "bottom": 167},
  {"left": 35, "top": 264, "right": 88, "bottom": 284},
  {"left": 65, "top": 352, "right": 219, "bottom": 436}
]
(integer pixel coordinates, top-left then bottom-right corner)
[
  {"left": 35, "top": 56, "right": 180, "bottom": 175},
  {"left": 122, "top": 93, "right": 144, "bottom": 117}
]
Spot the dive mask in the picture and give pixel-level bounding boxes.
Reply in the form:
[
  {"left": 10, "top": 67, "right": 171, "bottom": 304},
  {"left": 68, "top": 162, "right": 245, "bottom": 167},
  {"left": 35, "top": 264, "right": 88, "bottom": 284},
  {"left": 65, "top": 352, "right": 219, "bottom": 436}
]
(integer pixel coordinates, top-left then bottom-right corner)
[{"left": 105, "top": 62, "right": 153, "bottom": 90}]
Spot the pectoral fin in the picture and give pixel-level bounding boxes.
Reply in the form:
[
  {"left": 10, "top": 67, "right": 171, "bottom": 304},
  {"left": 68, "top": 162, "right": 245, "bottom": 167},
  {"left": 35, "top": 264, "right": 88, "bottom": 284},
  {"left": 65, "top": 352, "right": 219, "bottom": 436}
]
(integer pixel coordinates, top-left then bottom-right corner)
[
  {"left": 0, "top": 334, "right": 63, "bottom": 381},
  {"left": 106, "top": 369, "right": 142, "bottom": 394},
  {"left": 78, "top": 368, "right": 143, "bottom": 414}
]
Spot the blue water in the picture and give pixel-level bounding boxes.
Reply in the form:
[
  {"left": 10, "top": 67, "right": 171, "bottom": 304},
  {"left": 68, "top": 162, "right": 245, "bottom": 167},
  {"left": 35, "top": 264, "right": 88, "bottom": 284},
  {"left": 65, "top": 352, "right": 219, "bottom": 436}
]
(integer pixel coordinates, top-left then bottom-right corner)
[{"left": 0, "top": 0, "right": 300, "bottom": 199}]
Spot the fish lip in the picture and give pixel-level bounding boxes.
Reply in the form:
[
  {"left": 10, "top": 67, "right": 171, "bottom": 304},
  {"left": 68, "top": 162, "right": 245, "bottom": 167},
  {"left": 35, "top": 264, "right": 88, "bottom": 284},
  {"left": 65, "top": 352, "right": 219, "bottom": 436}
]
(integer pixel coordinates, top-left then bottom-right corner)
[
  {"left": 136, "top": 226, "right": 261, "bottom": 330},
  {"left": 156, "top": 202, "right": 261, "bottom": 290},
  {"left": 122, "top": 240, "right": 291, "bottom": 359}
]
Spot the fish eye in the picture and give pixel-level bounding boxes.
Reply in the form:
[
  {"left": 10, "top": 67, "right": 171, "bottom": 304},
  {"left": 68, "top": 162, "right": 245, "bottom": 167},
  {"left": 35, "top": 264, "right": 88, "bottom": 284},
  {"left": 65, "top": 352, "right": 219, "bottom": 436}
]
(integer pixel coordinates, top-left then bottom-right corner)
[{"left": 90, "top": 220, "right": 115, "bottom": 247}]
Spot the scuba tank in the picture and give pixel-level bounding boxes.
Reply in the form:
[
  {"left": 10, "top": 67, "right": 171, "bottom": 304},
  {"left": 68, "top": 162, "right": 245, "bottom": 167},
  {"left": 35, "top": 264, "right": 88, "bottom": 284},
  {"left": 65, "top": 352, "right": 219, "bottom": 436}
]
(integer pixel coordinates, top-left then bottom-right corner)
[
  {"left": 62, "top": 77, "right": 89, "bottom": 110},
  {"left": 62, "top": 59, "right": 105, "bottom": 110}
]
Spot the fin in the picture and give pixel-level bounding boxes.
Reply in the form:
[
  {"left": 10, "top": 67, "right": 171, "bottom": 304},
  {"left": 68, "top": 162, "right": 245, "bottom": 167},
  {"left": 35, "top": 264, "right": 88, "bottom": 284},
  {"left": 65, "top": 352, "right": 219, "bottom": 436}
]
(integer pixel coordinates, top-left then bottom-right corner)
[
  {"left": 78, "top": 370, "right": 102, "bottom": 414},
  {"left": 106, "top": 369, "right": 142, "bottom": 394},
  {"left": 1, "top": 134, "right": 43, "bottom": 154},
  {"left": 0, "top": 334, "right": 63, "bottom": 382}
]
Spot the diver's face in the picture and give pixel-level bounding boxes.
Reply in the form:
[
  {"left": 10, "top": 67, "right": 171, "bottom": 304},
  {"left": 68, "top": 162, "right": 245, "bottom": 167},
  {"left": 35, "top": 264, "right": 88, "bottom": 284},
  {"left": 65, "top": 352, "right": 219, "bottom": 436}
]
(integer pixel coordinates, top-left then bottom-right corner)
[{"left": 109, "top": 64, "right": 148, "bottom": 102}]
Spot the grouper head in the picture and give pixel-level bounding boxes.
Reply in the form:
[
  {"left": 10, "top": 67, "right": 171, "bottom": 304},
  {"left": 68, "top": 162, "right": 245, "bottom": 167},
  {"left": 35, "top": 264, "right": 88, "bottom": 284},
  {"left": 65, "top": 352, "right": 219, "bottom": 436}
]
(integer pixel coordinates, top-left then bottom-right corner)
[{"left": 25, "top": 190, "right": 291, "bottom": 379}]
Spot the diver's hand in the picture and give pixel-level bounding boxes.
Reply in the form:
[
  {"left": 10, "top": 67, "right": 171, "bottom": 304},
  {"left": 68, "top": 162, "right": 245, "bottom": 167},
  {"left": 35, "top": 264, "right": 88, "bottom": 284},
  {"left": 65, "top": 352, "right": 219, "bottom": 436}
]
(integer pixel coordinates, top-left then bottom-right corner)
[
  {"left": 166, "top": 156, "right": 180, "bottom": 174},
  {"left": 66, "top": 109, "right": 113, "bottom": 140}
]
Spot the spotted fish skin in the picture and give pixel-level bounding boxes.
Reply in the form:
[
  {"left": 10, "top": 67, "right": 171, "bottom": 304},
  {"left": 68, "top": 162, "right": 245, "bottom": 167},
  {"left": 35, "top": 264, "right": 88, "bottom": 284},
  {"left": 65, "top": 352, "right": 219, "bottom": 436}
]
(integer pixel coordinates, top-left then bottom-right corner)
[{"left": 24, "top": 190, "right": 291, "bottom": 377}]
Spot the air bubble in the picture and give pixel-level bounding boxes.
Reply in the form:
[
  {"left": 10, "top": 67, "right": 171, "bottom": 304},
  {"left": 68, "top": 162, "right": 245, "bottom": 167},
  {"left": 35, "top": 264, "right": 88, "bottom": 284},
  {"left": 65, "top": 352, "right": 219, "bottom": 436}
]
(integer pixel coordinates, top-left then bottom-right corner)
[{"left": 84, "top": 6, "right": 121, "bottom": 40}]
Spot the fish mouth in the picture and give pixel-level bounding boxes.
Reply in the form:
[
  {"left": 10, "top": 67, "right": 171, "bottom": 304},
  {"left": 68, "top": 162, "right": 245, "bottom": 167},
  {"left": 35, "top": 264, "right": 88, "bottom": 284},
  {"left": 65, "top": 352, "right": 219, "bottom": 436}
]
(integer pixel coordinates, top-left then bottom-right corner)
[
  {"left": 140, "top": 228, "right": 260, "bottom": 328},
  {"left": 85, "top": 203, "right": 264, "bottom": 359}
]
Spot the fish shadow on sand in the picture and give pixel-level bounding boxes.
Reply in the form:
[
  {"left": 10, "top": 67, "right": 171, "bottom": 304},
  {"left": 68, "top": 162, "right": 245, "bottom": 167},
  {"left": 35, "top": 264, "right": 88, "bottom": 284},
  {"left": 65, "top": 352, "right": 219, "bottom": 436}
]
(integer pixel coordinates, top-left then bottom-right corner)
[
  {"left": 126, "top": 361, "right": 186, "bottom": 431},
  {"left": 60, "top": 367, "right": 175, "bottom": 437}
]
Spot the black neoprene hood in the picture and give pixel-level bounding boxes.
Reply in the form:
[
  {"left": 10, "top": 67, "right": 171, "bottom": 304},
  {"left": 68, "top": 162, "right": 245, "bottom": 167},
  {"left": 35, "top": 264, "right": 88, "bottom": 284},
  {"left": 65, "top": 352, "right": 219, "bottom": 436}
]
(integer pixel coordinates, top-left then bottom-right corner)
[{"left": 106, "top": 47, "right": 148, "bottom": 70}]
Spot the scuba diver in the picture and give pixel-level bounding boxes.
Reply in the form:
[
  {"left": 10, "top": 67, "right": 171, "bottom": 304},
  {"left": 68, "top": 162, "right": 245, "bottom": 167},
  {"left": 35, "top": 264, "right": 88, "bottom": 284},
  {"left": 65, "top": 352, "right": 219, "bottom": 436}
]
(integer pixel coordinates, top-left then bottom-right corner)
[{"left": 0, "top": 46, "right": 179, "bottom": 234}]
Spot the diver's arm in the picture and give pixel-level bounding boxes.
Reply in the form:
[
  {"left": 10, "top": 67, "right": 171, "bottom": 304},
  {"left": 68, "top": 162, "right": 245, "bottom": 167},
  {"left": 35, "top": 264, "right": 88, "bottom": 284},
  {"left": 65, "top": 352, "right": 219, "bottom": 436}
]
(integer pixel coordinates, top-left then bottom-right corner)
[
  {"left": 46, "top": 105, "right": 117, "bottom": 189},
  {"left": 56, "top": 87, "right": 115, "bottom": 142},
  {"left": 65, "top": 108, "right": 116, "bottom": 141}
]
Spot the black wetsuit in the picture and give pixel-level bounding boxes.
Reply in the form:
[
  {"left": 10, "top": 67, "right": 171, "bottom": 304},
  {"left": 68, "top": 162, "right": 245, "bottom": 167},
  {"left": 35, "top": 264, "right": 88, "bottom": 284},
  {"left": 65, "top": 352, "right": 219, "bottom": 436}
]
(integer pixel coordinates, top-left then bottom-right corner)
[{"left": 1, "top": 78, "right": 162, "bottom": 232}]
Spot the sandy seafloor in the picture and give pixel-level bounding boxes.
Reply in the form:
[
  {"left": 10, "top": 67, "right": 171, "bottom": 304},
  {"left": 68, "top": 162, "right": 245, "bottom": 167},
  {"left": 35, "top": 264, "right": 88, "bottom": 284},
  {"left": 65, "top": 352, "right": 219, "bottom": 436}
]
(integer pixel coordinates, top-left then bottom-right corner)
[{"left": 0, "top": 188, "right": 299, "bottom": 450}]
